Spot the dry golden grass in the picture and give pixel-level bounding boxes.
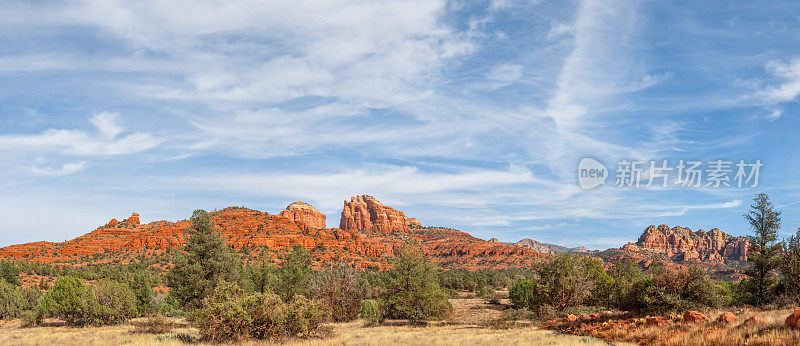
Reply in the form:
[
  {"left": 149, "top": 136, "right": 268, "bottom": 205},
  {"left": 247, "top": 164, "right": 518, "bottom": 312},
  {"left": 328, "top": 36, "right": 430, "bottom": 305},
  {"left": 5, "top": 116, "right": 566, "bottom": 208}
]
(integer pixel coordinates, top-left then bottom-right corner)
[
  {"left": 0, "top": 319, "right": 623, "bottom": 346},
  {"left": 553, "top": 308, "right": 800, "bottom": 345},
  {"left": 0, "top": 318, "right": 199, "bottom": 346},
  {"left": 0, "top": 297, "right": 631, "bottom": 346},
  {"left": 291, "top": 321, "right": 622, "bottom": 346}
]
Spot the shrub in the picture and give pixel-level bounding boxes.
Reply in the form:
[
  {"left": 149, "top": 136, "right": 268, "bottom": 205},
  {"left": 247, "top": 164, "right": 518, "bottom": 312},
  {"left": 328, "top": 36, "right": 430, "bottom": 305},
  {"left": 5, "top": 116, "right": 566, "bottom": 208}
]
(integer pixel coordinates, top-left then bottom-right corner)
[
  {"left": 155, "top": 292, "right": 183, "bottom": 317},
  {"left": 0, "top": 262, "right": 20, "bottom": 286},
  {"left": 509, "top": 279, "right": 547, "bottom": 310},
  {"left": 476, "top": 285, "right": 494, "bottom": 299},
  {"left": 284, "top": 295, "right": 328, "bottom": 337},
  {"left": 133, "top": 313, "right": 175, "bottom": 334},
  {"left": 0, "top": 279, "right": 25, "bottom": 319},
  {"left": 194, "top": 281, "right": 330, "bottom": 343},
  {"left": 20, "top": 310, "right": 41, "bottom": 328},
  {"left": 40, "top": 276, "right": 98, "bottom": 325},
  {"left": 92, "top": 279, "right": 138, "bottom": 324},
  {"left": 128, "top": 272, "right": 155, "bottom": 315},
  {"left": 379, "top": 242, "right": 452, "bottom": 321},
  {"left": 246, "top": 262, "right": 279, "bottom": 294},
  {"left": 311, "top": 263, "right": 365, "bottom": 322},
  {"left": 194, "top": 282, "right": 254, "bottom": 343},
  {"left": 488, "top": 291, "right": 502, "bottom": 305},
  {"left": 276, "top": 245, "right": 314, "bottom": 302},
  {"left": 360, "top": 300, "right": 381, "bottom": 326}
]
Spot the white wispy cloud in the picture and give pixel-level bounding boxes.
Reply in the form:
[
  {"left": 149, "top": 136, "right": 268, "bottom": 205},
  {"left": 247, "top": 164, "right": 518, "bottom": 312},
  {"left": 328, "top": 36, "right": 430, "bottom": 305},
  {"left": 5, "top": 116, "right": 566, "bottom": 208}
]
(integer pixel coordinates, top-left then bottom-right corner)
[
  {"left": 0, "top": 112, "right": 162, "bottom": 156},
  {"left": 756, "top": 59, "right": 800, "bottom": 103},
  {"left": 174, "top": 164, "right": 538, "bottom": 211},
  {"left": 28, "top": 161, "right": 89, "bottom": 176}
]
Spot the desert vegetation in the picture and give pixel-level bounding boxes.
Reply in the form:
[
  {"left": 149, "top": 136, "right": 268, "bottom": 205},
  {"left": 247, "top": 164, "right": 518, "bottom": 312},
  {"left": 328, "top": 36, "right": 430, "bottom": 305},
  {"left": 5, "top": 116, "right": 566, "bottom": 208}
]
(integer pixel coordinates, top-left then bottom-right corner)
[{"left": 1, "top": 193, "right": 800, "bottom": 345}]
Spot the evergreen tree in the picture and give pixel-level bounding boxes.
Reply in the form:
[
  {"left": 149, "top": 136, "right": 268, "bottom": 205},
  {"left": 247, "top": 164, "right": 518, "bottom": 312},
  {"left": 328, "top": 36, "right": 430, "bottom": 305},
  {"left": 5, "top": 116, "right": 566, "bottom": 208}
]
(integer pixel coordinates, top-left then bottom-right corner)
[
  {"left": 744, "top": 193, "right": 781, "bottom": 305},
  {"left": 276, "top": 245, "right": 314, "bottom": 301},
  {"left": 379, "top": 241, "right": 452, "bottom": 321},
  {"left": 0, "top": 261, "right": 20, "bottom": 286},
  {"left": 166, "top": 210, "right": 243, "bottom": 311},
  {"left": 780, "top": 228, "right": 800, "bottom": 304}
]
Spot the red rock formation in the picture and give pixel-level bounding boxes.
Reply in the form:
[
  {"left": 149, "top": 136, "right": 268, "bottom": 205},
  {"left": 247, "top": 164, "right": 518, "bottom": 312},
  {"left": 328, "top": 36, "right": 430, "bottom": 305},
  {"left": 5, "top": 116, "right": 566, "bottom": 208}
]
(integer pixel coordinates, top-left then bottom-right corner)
[
  {"left": 0, "top": 201, "right": 543, "bottom": 270},
  {"left": 785, "top": 308, "right": 800, "bottom": 328},
  {"left": 683, "top": 310, "right": 707, "bottom": 323},
  {"left": 743, "top": 316, "right": 765, "bottom": 326},
  {"left": 716, "top": 312, "right": 737, "bottom": 324},
  {"left": 278, "top": 201, "right": 326, "bottom": 229},
  {"left": 339, "top": 195, "right": 420, "bottom": 233},
  {"left": 636, "top": 225, "right": 748, "bottom": 262},
  {"left": 122, "top": 213, "right": 140, "bottom": 226},
  {"left": 106, "top": 219, "right": 118, "bottom": 227}
]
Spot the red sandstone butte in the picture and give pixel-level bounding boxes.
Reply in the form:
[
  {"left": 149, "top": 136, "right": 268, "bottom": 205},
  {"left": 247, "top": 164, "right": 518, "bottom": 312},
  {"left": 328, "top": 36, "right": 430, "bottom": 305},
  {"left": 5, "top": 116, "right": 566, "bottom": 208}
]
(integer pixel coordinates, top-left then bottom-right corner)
[
  {"left": 278, "top": 201, "right": 327, "bottom": 229},
  {"left": 339, "top": 195, "right": 420, "bottom": 233}
]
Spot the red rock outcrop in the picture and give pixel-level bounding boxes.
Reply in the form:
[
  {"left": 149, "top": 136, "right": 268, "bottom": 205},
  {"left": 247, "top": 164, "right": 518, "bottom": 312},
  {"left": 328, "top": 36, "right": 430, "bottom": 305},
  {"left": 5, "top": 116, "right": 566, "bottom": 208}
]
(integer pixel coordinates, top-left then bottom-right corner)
[
  {"left": 636, "top": 225, "right": 748, "bottom": 262},
  {"left": 785, "top": 308, "right": 800, "bottom": 328},
  {"left": 716, "top": 312, "right": 737, "bottom": 324},
  {"left": 339, "top": 195, "right": 420, "bottom": 233},
  {"left": 743, "top": 316, "right": 765, "bottom": 326},
  {"left": 278, "top": 201, "right": 326, "bottom": 229},
  {"left": 683, "top": 310, "right": 707, "bottom": 323},
  {"left": 122, "top": 213, "right": 140, "bottom": 226}
]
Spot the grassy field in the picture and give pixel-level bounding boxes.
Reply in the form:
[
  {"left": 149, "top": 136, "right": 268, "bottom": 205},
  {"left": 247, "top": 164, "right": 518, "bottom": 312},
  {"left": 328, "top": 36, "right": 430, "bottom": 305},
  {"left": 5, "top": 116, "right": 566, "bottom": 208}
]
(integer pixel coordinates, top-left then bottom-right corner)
[
  {"left": 7, "top": 296, "right": 800, "bottom": 345},
  {"left": 0, "top": 297, "right": 626, "bottom": 346}
]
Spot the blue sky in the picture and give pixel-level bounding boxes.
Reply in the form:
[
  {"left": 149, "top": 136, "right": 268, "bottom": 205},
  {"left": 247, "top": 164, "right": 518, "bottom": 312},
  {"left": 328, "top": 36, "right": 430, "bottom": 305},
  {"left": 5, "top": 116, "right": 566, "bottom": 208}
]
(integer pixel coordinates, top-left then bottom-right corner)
[{"left": 1, "top": 0, "right": 799, "bottom": 249}]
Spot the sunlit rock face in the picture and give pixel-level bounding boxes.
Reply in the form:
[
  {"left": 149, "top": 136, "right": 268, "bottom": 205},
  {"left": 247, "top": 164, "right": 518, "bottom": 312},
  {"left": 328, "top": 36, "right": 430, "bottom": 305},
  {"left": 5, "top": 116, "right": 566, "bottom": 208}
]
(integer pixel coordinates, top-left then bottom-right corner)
[
  {"left": 636, "top": 224, "right": 748, "bottom": 262},
  {"left": 278, "top": 201, "right": 327, "bottom": 229},
  {"left": 339, "top": 195, "right": 420, "bottom": 233}
]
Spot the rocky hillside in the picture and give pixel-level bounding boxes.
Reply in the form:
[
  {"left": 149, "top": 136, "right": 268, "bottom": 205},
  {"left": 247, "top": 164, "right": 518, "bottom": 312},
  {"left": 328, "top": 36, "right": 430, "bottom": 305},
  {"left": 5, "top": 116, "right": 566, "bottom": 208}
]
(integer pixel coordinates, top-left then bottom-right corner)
[{"left": 0, "top": 196, "right": 543, "bottom": 270}]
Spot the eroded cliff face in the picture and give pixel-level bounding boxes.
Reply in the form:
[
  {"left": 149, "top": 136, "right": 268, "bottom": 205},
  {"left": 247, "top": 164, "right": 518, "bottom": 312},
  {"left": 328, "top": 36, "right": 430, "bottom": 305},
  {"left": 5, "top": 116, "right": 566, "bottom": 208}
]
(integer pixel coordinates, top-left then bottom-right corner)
[
  {"left": 339, "top": 195, "right": 421, "bottom": 233},
  {"left": 635, "top": 225, "right": 748, "bottom": 262},
  {"left": 278, "top": 201, "right": 327, "bottom": 229}
]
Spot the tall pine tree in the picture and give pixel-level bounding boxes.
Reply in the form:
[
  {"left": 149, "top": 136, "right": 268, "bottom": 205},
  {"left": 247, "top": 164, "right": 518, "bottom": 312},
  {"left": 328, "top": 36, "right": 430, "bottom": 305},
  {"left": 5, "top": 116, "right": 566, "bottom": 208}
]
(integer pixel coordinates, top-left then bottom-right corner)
[
  {"left": 744, "top": 193, "right": 781, "bottom": 305},
  {"left": 166, "top": 210, "right": 243, "bottom": 311}
]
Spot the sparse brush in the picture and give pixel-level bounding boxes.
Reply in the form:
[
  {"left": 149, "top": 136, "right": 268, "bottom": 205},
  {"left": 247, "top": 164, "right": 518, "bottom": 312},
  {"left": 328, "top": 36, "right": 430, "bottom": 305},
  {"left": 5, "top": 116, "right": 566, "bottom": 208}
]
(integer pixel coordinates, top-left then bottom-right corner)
[
  {"left": 133, "top": 313, "right": 175, "bottom": 334},
  {"left": 20, "top": 309, "right": 41, "bottom": 328}
]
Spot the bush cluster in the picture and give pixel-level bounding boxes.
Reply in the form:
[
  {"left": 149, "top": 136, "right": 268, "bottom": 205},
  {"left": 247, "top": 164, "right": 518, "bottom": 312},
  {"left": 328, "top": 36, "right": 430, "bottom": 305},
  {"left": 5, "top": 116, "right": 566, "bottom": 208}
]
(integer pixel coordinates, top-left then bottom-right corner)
[
  {"left": 0, "top": 279, "right": 40, "bottom": 320},
  {"left": 39, "top": 276, "right": 138, "bottom": 326},
  {"left": 508, "top": 255, "right": 733, "bottom": 315},
  {"left": 193, "top": 281, "right": 328, "bottom": 343}
]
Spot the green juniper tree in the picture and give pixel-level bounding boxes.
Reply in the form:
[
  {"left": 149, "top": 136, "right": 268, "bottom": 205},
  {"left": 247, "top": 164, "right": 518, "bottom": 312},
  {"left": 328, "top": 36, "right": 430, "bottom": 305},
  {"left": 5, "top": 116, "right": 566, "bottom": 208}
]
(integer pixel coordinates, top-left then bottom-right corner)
[
  {"left": 379, "top": 241, "right": 452, "bottom": 322},
  {"left": 743, "top": 193, "right": 782, "bottom": 305},
  {"left": 276, "top": 245, "right": 314, "bottom": 301},
  {"left": 166, "top": 210, "right": 243, "bottom": 311},
  {"left": 780, "top": 228, "right": 800, "bottom": 304}
]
